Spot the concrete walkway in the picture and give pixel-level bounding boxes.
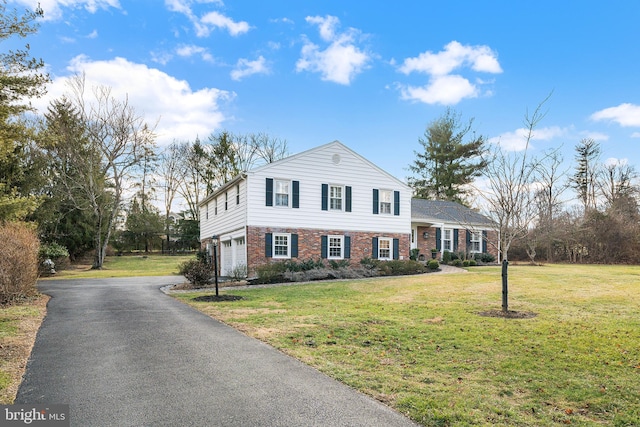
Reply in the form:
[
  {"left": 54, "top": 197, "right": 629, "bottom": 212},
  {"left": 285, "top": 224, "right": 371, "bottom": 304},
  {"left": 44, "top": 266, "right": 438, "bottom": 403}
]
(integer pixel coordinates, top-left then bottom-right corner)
[{"left": 17, "top": 277, "right": 418, "bottom": 427}]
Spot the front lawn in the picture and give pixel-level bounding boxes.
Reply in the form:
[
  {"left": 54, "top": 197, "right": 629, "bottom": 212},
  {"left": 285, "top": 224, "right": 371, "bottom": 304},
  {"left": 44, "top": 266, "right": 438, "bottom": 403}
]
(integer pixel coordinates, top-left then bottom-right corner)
[
  {"left": 174, "top": 264, "right": 640, "bottom": 426},
  {"left": 41, "top": 254, "right": 196, "bottom": 279}
]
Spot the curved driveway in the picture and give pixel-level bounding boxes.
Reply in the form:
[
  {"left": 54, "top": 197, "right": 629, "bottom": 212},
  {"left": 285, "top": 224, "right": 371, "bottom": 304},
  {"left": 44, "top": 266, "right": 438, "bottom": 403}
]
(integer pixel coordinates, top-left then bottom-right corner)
[{"left": 17, "top": 277, "right": 417, "bottom": 427}]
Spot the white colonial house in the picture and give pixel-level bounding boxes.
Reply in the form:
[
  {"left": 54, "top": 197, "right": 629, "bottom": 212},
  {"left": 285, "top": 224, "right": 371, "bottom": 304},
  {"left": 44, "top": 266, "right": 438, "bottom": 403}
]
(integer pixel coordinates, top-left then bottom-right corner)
[{"left": 199, "top": 141, "right": 412, "bottom": 276}]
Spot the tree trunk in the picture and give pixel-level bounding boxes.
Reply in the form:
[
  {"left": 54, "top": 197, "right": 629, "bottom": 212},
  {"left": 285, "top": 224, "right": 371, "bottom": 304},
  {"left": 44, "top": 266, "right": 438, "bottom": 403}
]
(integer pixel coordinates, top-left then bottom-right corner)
[{"left": 501, "top": 259, "right": 509, "bottom": 312}]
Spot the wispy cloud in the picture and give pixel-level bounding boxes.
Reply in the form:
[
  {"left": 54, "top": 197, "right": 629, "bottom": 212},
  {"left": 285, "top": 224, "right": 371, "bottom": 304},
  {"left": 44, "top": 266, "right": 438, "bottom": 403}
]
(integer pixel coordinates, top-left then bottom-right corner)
[
  {"left": 591, "top": 103, "right": 640, "bottom": 127},
  {"left": 175, "top": 44, "right": 215, "bottom": 62},
  {"left": 489, "top": 126, "right": 567, "bottom": 151},
  {"left": 397, "top": 41, "right": 502, "bottom": 105},
  {"left": 296, "top": 15, "right": 371, "bottom": 85},
  {"left": 34, "top": 55, "right": 233, "bottom": 145},
  {"left": 231, "top": 56, "right": 269, "bottom": 81},
  {"left": 165, "top": 0, "right": 250, "bottom": 37},
  {"left": 15, "top": 0, "right": 121, "bottom": 21}
]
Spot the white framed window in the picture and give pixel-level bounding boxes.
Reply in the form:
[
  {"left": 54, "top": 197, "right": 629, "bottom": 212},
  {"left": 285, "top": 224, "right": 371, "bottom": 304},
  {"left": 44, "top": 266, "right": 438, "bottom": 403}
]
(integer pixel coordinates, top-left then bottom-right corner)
[
  {"left": 328, "top": 235, "right": 344, "bottom": 259},
  {"left": 378, "top": 237, "right": 392, "bottom": 260},
  {"left": 470, "top": 231, "right": 482, "bottom": 253},
  {"left": 273, "top": 233, "right": 290, "bottom": 258},
  {"left": 236, "top": 184, "right": 240, "bottom": 204},
  {"left": 329, "top": 185, "right": 343, "bottom": 211},
  {"left": 379, "top": 189, "right": 392, "bottom": 214},
  {"left": 275, "top": 180, "right": 290, "bottom": 207},
  {"left": 443, "top": 229, "right": 452, "bottom": 252},
  {"left": 214, "top": 198, "right": 218, "bottom": 215}
]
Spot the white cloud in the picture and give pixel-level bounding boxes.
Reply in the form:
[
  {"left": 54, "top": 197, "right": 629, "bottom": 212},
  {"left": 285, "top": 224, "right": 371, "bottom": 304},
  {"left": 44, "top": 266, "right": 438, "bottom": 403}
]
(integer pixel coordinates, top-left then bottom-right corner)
[
  {"left": 35, "top": 55, "right": 233, "bottom": 145},
  {"left": 296, "top": 15, "right": 371, "bottom": 85},
  {"left": 604, "top": 157, "right": 629, "bottom": 167},
  {"left": 397, "top": 41, "right": 501, "bottom": 105},
  {"left": 165, "top": 1, "right": 250, "bottom": 37},
  {"left": 579, "top": 131, "right": 609, "bottom": 141},
  {"left": 632, "top": 132, "right": 640, "bottom": 138},
  {"left": 489, "top": 126, "right": 567, "bottom": 151},
  {"left": 400, "top": 75, "right": 478, "bottom": 105},
  {"left": 231, "top": 56, "right": 269, "bottom": 81},
  {"left": 14, "top": 0, "right": 121, "bottom": 21},
  {"left": 399, "top": 41, "right": 502, "bottom": 76},
  {"left": 590, "top": 103, "right": 640, "bottom": 127},
  {"left": 175, "top": 44, "right": 214, "bottom": 62}
]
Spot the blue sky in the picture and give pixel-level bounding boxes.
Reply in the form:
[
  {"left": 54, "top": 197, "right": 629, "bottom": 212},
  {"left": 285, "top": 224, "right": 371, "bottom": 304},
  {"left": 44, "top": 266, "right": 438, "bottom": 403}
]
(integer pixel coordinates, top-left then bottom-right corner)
[{"left": 11, "top": 0, "right": 640, "bottom": 195}]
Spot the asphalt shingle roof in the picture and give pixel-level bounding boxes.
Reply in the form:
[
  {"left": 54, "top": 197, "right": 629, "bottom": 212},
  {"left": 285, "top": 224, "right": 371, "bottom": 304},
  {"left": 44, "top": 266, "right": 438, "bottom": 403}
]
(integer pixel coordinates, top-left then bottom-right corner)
[{"left": 411, "top": 199, "right": 494, "bottom": 226}]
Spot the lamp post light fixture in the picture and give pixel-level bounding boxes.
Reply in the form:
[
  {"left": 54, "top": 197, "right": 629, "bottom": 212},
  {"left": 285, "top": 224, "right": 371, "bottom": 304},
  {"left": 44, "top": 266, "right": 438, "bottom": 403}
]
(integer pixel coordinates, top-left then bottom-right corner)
[{"left": 211, "top": 235, "right": 219, "bottom": 297}]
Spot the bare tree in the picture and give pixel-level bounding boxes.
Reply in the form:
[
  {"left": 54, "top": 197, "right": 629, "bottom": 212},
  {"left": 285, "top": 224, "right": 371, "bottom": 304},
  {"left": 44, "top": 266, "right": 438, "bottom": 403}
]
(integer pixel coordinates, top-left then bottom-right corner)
[
  {"left": 477, "top": 96, "right": 550, "bottom": 312},
  {"left": 598, "top": 159, "right": 638, "bottom": 208},
  {"left": 251, "top": 132, "right": 289, "bottom": 164},
  {"left": 533, "top": 148, "right": 570, "bottom": 262},
  {"left": 176, "top": 139, "right": 206, "bottom": 221},
  {"left": 159, "top": 141, "right": 184, "bottom": 244},
  {"left": 68, "top": 75, "right": 156, "bottom": 269}
]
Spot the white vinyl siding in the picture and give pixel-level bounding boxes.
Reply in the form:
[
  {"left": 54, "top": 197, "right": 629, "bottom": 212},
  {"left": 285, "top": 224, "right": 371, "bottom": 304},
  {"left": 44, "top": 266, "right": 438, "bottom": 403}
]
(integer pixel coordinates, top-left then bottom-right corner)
[{"left": 245, "top": 142, "right": 411, "bottom": 234}]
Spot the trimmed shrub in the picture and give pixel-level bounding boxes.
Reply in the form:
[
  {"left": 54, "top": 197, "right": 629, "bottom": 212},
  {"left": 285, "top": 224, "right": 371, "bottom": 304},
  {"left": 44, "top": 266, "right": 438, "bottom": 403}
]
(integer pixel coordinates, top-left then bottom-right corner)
[
  {"left": 462, "top": 260, "right": 470, "bottom": 267},
  {"left": 451, "top": 259, "right": 463, "bottom": 267},
  {"left": 442, "top": 251, "right": 452, "bottom": 264},
  {"left": 0, "top": 222, "right": 40, "bottom": 305},
  {"left": 427, "top": 259, "right": 440, "bottom": 271},
  {"left": 178, "top": 260, "right": 212, "bottom": 287},
  {"left": 376, "top": 260, "right": 427, "bottom": 276},
  {"left": 468, "top": 259, "right": 477, "bottom": 266},
  {"left": 475, "top": 252, "right": 496, "bottom": 263},
  {"left": 329, "top": 259, "right": 350, "bottom": 269},
  {"left": 254, "top": 262, "right": 288, "bottom": 284}
]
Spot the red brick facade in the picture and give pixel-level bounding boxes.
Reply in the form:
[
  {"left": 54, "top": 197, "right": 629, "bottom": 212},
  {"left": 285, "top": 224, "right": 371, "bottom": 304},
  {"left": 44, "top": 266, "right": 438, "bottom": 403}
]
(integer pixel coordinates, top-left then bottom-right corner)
[
  {"left": 247, "top": 226, "right": 410, "bottom": 275},
  {"left": 414, "top": 226, "right": 499, "bottom": 260}
]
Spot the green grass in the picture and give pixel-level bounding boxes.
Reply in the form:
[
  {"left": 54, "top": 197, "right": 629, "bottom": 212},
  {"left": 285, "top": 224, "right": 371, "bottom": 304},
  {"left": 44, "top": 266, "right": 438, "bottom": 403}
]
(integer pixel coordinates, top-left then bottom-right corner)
[
  {"left": 42, "top": 254, "right": 196, "bottom": 279},
  {"left": 174, "top": 264, "right": 640, "bottom": 426},
  {"left": 0, "top": 297, "right": 48, "bottom": 404}
]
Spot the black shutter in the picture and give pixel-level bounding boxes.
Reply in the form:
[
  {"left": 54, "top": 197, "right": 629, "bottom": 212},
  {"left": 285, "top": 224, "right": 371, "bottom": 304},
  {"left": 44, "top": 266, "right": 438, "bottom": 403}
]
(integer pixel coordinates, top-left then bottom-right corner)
[
  {"left": 291, "top": 234, "right": 298, "bottom": 257},
  {"left": 453, "top": 229, "right": 459, "bottom": 252},
  {"left": 482, "top": 230, "right": 488, "bottom": 253},
  {"left": 372, "top": 237, "right": 378, "bottom": 259},
  {"left": 265, "top": 233, "right": 273, "bottom": 257},
  {"left": 292, "top": 181, "right": 300, "bottom": 208},
  {"left": 321, "top": 235, "right": 328, "bottom": 258},
  {"left": 394, "top": 191, "right": 400, "bottom": 216},
  {"left": 372, "top": 189, "right": 379, "bottom": 214},
  {"left": 321, "top": 184, "right": 328, "bottom": 211},
  {"left": 344, "top": 236, "right": 351, "bottom": 258},
  {"left": 436, "top": 228, "right": 441, "bottom": 251},
  {"left": 393, "top": 238, "right": 399, "bottom": 260},
  {"left": 265, "top": 178, "right": 273, "bottom": 206},
  {"left": 345, "top": 186, "right": 352, "bottom": 212}
]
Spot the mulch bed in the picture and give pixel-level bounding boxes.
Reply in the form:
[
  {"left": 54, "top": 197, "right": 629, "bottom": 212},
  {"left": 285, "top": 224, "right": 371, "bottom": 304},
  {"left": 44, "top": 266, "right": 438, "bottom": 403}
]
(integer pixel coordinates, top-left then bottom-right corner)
[
  {"left": 191, "top": 295, "right": 243, "bottom": 302},
  {"left": 478, "top": 310, "right": 537, "bottom": 319}
]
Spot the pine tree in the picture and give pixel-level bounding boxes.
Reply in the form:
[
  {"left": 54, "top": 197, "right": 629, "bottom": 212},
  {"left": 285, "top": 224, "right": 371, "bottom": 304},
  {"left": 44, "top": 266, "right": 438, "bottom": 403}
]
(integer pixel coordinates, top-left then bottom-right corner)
[{"left": 408, "top": 109, "right": 487, "bottom": 206}]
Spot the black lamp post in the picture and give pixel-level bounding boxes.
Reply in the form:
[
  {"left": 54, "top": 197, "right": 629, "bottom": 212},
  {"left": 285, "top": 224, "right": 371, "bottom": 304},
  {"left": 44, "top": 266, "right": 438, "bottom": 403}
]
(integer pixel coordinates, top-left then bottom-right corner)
[{"left": 211, "top": 235, "right": 219, "bottom": 296}]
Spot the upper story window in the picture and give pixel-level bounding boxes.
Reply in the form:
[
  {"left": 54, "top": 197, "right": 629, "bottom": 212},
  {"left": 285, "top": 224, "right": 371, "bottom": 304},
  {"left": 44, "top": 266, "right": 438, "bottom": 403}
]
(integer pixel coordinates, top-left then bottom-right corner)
[
  {"left": 469, "top": 231, "right": 482, "bottom": 253},
  {"left": 379, "top": 190, "right": 392, "bottom": 214},
  {"left": 214, "top": 198, "right": 218, "bottom": 215},
  {"left": 236, "top": 184, "right": 240, "bottom": 205},
  {"left": 275, "top": 180, "right": 290, "bottom": 207},
  {"left": 330, "top": 185, "right": 343, "bottom": 210},
  {"left": 225, "top": 192, "right": 228, "bottom": 210}
]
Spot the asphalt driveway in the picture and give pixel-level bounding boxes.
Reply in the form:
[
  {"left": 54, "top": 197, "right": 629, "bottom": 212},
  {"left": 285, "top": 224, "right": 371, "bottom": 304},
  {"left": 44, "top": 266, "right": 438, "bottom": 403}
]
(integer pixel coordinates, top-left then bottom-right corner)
[{"left": 16, "top": 277, "right": 417, "bottom": 426}]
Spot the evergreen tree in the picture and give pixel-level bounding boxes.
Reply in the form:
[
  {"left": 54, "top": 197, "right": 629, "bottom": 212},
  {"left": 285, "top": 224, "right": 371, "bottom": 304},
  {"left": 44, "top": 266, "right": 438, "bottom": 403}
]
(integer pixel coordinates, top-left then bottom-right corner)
[{"left": 408, "top": 109, "right": 487, "bottom": 205}]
